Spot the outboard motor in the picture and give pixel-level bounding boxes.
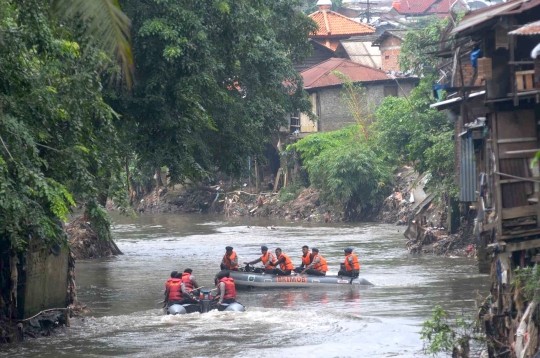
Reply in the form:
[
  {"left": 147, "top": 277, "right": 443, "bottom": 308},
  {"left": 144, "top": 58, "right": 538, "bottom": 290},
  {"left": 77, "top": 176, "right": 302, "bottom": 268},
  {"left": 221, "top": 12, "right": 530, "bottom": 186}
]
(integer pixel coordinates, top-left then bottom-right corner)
[{"left": 199, "top": 289, "right": 213, "bottom": 313}]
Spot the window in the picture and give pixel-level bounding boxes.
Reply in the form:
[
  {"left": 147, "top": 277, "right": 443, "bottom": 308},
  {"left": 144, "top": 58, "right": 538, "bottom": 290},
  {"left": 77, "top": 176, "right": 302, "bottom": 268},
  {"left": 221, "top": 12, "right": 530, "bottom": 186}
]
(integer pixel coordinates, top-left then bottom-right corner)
[
  {"left": 385, "top": 55, "right": 390, "bottom": 60},
  {"left": 384, "top": 85, "right": 398, "bottom": 97}
]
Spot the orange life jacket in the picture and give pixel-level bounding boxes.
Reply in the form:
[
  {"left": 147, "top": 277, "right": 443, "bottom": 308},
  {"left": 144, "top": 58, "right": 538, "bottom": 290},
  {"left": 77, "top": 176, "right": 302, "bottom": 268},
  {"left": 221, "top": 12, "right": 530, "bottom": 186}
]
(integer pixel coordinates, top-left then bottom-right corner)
[
  {"left": 182, "top": 272, "right": 194, "bottom": 291},
  {"left": 261, "top": 251, "right": 276, "bottom": 269},
  {"left": 312, "top": 254, "right": 328, "bottom": 272},
  {"left": 223, "top": 251, "right": 239, "bottom": 270},
  {"left": 165, "top": 278, "right": 175, "bottom": 289},
  {"left": 167, "top": 278, "right": 183, "bottom": 301},
  {"left": 219, "top": 277, "right": 236, "bottom": 299},
  {"left": 278, "top": 253, "right": 294, "bottom": 271},
  {"left": 344, "top": 253, "right": 360, "bottom": 271},
  {"left": 301, "top": 253, "right": 312, "bottom": 266}
]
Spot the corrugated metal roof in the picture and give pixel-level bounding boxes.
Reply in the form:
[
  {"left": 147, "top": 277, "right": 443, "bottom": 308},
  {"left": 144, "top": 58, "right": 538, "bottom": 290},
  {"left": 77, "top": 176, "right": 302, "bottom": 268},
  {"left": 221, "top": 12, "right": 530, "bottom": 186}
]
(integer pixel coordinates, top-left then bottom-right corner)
[
  {"left": 429, "top": 91, "right": 485, "bottom": 109},
  {"left": 460, "top": 131, "right": 478, "bottom": 202},
  {"left": 509, "top": 20, "right": 540, "bottom": 35},
  {"left": 451, "top": 0, "right": 540, "bottom": 36},
  {"left": 300, "top": 58, "right": 389, "bottom": 89},
  {"left": 339, "top": 40, "right": 382, "bottom": 68}
]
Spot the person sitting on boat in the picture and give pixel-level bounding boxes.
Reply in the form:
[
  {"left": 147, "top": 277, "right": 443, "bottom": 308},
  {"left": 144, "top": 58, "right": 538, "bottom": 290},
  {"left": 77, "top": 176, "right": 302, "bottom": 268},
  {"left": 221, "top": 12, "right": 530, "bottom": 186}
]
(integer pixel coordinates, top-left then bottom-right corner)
[
  {"left": 338, "top": 248, "right": 360, "bottom": 278},
  {"left": 268, "top": 248, "right": 294, "bottom": 276},
  {"left": 300, "top": 248, "right": 327, "bottom": 276},
  {"left": 180, "top": 268, "right": 200, "bottom": 303},
  {"left": 244, "top": 245, "right": 276, "bottom": 272},
  {"left": 163, "top": 271, "right": 183, "bottom": 307},
  {"left": 293, "top": 245, "right": 313, "bottom": 273},
  {"left": 214, "top": 271, "right": 237, "bottom": 309},
  {"left": 165, "top": 270, "right": 178, "bottom": 290},
  {"left": 220, "top": 246, "right": 239, "bottom": 271}
]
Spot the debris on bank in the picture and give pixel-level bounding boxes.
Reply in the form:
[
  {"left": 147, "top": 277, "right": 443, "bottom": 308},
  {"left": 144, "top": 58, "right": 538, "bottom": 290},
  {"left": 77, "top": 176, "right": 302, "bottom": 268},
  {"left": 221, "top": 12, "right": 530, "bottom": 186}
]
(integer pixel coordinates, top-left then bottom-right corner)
[
  {"left": 376, "top": 166, "right": 420, "bottom": 224},
  {"left": 134, "top": 185, "right": 345, "bottom": 222},
  {"left": 66, "top": 217, "right": 122, "bottom": 259}
]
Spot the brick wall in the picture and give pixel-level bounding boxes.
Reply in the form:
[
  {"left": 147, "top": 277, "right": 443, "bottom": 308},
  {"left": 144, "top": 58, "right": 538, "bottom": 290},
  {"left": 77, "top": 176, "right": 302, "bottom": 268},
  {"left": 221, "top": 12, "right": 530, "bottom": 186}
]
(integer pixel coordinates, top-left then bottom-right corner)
[
  {"left": 314, "top": 80, "right": 417, "bottom": 132},
  {"left": 380, "top": 36, "right": 403, "bottom": 72}
]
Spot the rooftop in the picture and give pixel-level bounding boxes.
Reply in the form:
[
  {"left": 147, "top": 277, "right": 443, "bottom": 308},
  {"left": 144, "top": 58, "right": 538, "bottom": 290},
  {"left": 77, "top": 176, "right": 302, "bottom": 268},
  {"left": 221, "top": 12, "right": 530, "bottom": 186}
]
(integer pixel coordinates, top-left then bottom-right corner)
[
  {"left": 452, "top": 0, "right": 540, "bottom": 36},
  {"left": 308, "top": 9, "right": 375, "bottom": 38},
  {"left": 509, "top": 20, "right": 540, "bottom": 36},
  {"left": 300, "top": 58, "right": 390, "bottom": 89},
  {"left": 372, "top": 29, "right": 408, "bottom": 46}
]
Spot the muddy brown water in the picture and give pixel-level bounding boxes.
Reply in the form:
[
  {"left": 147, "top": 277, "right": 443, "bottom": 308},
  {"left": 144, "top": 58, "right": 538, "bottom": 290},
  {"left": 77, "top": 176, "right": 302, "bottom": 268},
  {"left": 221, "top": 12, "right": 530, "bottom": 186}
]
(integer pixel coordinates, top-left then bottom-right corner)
[{"left": 3, "top": 214, "right": 489, "bottom": 357}]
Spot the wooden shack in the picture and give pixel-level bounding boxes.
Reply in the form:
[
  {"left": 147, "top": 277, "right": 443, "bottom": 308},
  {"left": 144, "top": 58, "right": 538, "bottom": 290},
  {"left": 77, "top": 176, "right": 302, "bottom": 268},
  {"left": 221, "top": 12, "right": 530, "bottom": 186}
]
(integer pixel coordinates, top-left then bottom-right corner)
[{"left": 432, "top": 0, "right": 540, "bottom": 356}]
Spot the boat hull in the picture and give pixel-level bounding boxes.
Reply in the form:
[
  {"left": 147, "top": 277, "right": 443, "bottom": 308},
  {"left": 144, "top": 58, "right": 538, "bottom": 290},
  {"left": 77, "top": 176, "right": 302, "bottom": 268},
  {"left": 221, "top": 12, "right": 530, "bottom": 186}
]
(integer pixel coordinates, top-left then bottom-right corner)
[{"left": 228, "top": 271, "right": 373, "bottom": 289}]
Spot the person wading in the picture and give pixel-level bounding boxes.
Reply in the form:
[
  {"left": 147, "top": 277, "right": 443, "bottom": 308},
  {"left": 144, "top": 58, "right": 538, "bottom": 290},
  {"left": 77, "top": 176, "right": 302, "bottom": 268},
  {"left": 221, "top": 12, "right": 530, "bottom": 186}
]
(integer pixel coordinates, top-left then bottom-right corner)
[
  {"left": 337, "top": 248, "right": 360, "bottom": 278},
  {"left": 214, "top": 271, "right": 237, "bottom": 310},
  {"left": 300, "top": 248, "right": 327, "bottom": 276},
  {"left": 244, "top": 246, "right": 276, "bottom": 272},
  {"left": 163, "top": 271, "right": 183, "bottom": 307},
  {"left": 221, "top": 246, "right": 239, "bottom": 271},
  {"left": 180, "top": 268, "right": 200, "bottom": 303},
  {"left": 269, "top": 248, "right": 294, "bottom": 276},
  {"left": 294, "top": 245, "right": 313, "bottom": 273}
]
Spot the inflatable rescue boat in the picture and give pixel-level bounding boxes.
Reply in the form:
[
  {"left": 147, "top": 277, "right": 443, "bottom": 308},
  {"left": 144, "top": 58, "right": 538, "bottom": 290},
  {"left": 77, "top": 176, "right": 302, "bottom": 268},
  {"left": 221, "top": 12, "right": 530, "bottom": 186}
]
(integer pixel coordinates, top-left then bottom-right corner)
[{"left": 229, "top": 271, "right": 373, "bottom": 289}]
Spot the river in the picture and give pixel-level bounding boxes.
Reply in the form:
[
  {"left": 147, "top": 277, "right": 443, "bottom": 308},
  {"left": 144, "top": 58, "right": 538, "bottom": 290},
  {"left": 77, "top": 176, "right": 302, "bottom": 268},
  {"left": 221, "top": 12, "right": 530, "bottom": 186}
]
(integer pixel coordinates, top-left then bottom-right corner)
[{"left": 4, "top": 214, "right": 489, "bottom": 357}]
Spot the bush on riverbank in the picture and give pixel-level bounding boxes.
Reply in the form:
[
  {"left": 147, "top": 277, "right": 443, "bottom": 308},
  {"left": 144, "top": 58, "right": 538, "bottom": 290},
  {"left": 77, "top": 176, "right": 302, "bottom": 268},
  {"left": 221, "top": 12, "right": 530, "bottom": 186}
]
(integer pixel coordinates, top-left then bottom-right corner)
[{"left": 288, "top": 126, "right": 392, "bottom": 219}]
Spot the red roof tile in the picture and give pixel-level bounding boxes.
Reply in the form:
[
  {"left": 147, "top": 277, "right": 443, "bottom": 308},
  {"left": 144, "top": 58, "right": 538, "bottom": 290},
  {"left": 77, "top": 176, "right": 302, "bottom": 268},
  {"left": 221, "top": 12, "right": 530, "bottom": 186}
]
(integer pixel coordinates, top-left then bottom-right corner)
[
  {"left": 301, "top": 58, "right": 389, "bottom": 89},
  {"left": 308, "top": 10, "right": 375, "bottom": 38},
  {"left": 395, "top": 0, "right": 437, "bottom": 14}
]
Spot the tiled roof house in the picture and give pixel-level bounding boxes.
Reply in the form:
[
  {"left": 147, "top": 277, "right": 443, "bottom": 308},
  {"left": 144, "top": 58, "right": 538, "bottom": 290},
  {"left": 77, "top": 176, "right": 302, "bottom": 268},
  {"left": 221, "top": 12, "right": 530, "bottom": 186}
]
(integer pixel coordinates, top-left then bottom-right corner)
[
  {"left": 294, "top": 0, "right": 377, "bottom": 71},
  {"left": 293, "top": 58, "right": 419, "bottom": 133},
  {"left": 391, "top": 0, "right": 468, "bottom": 18}
]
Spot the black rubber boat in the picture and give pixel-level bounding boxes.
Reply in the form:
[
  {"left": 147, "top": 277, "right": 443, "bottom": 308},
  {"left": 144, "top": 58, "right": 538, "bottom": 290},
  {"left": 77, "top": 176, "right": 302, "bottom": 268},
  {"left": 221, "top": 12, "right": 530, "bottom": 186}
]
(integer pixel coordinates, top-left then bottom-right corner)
[{"left": 166, "top": 288, "right": 245, "bottom": 315}]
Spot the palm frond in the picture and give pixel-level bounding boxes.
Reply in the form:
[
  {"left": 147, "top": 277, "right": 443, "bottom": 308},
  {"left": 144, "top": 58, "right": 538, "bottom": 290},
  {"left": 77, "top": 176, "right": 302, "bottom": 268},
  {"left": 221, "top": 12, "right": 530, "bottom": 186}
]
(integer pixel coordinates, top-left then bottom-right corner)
[{"left": 52, "top": 0, "right": 133, "bottom": 86}]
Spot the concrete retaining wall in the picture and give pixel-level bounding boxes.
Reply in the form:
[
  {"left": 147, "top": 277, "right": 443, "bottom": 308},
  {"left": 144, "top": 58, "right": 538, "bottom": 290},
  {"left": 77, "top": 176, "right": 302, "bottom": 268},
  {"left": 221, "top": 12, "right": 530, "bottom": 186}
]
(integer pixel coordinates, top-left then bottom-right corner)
[{"left": 19, "top": 245, "right": 68, "bottom": 318}]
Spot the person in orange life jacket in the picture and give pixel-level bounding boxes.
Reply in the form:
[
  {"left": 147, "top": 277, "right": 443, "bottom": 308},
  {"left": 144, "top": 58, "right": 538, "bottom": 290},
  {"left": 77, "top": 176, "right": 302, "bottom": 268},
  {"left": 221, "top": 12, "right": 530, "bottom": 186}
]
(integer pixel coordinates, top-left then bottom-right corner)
[
  {"left": 293, "top": 245, "right": 313, "bottom": 273},
  {"left": 214, "top": 271, "right": 237, "bottom": 309},
  {"left": 178, "top": 268, "right": 200, "bottom": 304},
  {"left": 163, "top": 271, "right": 182, "bottom": 307},
  {"left": 268, "top": 248, "right": 294, "bottom": 276},
  {"left": 220, "top": 246, "right": 239, "bottom": 271},
  {"left": 300, "top": 248, "right": 327, "bottom": 276},
  {"left": 337, "top": 248, "right": 360, "bottom": 278},
  {"left": 244, "top": 246, "right": 276, "bottom": 271}
]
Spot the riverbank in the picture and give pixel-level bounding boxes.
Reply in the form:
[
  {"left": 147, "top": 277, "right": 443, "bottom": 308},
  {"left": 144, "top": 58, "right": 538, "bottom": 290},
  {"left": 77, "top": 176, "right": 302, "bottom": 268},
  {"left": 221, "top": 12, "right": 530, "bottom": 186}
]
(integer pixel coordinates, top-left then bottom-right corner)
[{"left": 124, "top": 166, "right": 474, "bottom": 257}]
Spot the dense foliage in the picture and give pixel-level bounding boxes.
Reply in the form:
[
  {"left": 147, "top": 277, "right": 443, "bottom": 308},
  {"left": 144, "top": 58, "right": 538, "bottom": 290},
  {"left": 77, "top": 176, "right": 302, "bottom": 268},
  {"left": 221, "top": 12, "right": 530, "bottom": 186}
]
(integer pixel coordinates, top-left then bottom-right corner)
[
  {"left": 372, "top": 77, "right": 457, "bottom": 197},
  {"left": 109, "top": 0, "right": 317, "bottom": 184},
  {"left": 399, "top": 17, "right": 453, "bottom": 76},
  {"left": 0, "top": 0, "right": 125, "bottom": 250},
  {"left": 289, "top": 126, "right": 392, "bottom": 217}
]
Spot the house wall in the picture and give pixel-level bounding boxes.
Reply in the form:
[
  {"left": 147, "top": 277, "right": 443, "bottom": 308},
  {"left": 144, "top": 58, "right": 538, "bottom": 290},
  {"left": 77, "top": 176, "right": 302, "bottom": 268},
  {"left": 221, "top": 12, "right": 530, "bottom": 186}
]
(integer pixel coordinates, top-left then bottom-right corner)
[
  {"left": 380, "top": 36, "right": 403, "bottom": 72},
  {"left": 314, "top": 80, "right": 417, "bottom": 132}
]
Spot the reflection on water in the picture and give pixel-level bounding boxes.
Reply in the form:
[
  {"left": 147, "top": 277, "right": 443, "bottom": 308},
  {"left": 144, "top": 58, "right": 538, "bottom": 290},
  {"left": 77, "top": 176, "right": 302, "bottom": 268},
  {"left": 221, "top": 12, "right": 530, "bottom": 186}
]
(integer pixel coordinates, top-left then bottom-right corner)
[{"left": 2, "top": 214, "right": 489, "bottom": 357}]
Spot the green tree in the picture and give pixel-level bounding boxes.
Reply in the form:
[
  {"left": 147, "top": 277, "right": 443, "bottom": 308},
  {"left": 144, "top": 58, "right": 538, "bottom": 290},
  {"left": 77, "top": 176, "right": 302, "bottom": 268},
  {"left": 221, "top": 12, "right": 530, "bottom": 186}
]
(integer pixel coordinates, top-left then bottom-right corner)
[
  {"left": 52, "top": 0, "right": 133, "bottom": 84},
  {"left": 372, "top": 77, "right": 456, "bottom": 197},
  {"left": 108, "top": 0, "right": 317, "bottom": 184},
  {"left": 399, "top": 16, "right": 453, "bottom": 76},
  {"left": 0, "top": 0, "right": 124, "bottom": 250}
]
